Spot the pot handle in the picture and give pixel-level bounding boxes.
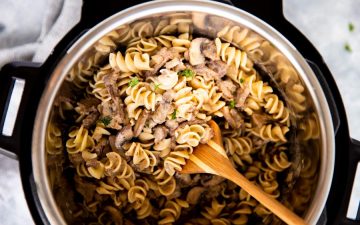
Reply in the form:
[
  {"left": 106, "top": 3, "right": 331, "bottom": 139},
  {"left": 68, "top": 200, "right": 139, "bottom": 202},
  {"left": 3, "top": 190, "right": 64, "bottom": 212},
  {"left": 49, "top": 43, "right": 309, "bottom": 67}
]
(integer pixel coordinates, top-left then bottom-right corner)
[
  {"left": 0, "top": 62, "right": 42, "bottom": 159},
  {"left": 339, "top": 139, "right": 360, "bottom": 224}
]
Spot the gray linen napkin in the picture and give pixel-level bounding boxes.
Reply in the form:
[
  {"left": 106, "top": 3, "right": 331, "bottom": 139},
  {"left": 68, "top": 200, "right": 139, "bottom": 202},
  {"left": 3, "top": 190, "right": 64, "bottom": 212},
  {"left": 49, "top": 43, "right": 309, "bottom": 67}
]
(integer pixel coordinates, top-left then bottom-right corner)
[{"left": 0, "top": 0, "right": 82, "bottom": 68}]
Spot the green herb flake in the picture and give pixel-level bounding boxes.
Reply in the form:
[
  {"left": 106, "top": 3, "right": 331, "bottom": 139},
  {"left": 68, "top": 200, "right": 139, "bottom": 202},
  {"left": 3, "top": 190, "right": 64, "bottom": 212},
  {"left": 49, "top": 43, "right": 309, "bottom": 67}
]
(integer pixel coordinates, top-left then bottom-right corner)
[
  {"left": 154, "top": 83, "right": 161, "bottom": 90},
  {"left": 171, "top": 110, "right": 177, "bottom": 120},
  {"left": 349, "top": 23, "right": 355, "bottom": 32},
  {"left": 178, "top": 69, "right": 195, "bottom": 78},
  {"left": 99, "top": 116, "right": 112, "bottom": 126},
  {"left": 129, "top": 77, "right": 139, "bottom": 87},
  {"left": 229, "top": 100, "right": 235, "bottom": 109},
  {"left": 240, "top": 78, "right": 244, "bottom": 83},
  {"left": 344, "top": 43, "right": 352, "bottom": 52}
]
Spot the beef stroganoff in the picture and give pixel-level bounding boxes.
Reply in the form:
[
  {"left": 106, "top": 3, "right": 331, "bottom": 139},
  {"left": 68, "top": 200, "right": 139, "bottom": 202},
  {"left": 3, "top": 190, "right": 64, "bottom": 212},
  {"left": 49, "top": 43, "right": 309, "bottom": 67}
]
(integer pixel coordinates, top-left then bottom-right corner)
[{"left": 46, "top": 14, "right": 320, "bottom": 225}]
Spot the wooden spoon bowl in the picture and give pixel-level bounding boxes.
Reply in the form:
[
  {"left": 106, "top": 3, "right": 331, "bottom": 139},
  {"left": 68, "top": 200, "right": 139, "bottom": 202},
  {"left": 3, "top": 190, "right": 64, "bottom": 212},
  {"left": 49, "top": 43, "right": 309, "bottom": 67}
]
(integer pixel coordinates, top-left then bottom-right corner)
[{"left": 180, "top": 120, "right": 307, "bottom": 225}]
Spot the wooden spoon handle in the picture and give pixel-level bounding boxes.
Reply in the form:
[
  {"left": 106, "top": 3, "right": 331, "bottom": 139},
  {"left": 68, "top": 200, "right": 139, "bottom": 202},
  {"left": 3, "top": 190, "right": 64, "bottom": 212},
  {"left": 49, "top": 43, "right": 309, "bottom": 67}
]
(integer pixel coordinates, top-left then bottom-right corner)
[{"left": 222, "top": 167, "right": 307, "bottom": 225}]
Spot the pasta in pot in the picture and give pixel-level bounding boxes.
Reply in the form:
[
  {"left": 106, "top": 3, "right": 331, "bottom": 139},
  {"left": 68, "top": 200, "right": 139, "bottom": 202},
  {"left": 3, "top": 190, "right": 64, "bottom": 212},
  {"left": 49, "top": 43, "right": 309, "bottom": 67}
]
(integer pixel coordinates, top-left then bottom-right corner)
[{"left": 47, "top": 14, "right": 320, "bottom": 225}]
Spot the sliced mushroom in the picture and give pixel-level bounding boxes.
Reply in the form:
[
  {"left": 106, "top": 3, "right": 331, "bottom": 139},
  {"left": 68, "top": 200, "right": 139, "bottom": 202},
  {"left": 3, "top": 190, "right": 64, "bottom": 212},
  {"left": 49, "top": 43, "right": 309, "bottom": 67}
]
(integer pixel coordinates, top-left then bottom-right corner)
[
  {"left": 189, "top": 38, "right": 206, "bottom": 65},
  {"left": 133, "top": 110, "right": 150, "bottom": 137},
  {"left": 115, "top": 125, "right": 134, "bottom": 149},
  {"left": 189, "top": 38, "right": 219, "bottom": 66},
  {"left": 186, "top": 187, "right": 206, "bottom": 205}
]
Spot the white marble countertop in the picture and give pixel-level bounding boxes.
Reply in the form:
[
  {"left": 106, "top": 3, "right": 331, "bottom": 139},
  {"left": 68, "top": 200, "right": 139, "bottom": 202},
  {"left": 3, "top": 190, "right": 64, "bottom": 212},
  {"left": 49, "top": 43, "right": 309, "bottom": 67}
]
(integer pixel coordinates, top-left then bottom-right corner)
[{"left": 0, "top": 0, "right": 359, "bottom": 224}]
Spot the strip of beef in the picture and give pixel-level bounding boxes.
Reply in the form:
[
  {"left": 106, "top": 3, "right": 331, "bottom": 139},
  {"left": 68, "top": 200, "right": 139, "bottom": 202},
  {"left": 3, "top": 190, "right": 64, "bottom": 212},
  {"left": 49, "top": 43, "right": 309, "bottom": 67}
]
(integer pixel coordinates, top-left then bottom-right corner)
[
  {"left": 153, "top": 125, "right": 169, "bottom": 144},
  {"left": 189, "top": 38, "right": 219, "bottom": 66},
  {"left": 103, "top": 73, "right": 128, "bottom": 125},
  {"left": 207, "top": 60, "right": 228, "bottom": 77},
  {"left": 133, "top": 110, "right": 150, "bottom": 137},
  {"left": 151, "top": 102, "right": 174, "bottom": 125},
  {"left": 68, "top": 152, "right": 84, "bottom": 166},
  {"left": 222, "top": 106, "right": 243, "bottom": 129},
  {"left": 108, "top": 135, "right": 126, "bottom": 159},
  {"left": 86, "top": 158, "right": 101, "bottom": 168},
  {"left": 92, "top": 138, "right": 110, "bottom": 158},
  {"left": 82, "top": 109, "right": 100, "bottom": 129},
  {"left": 103, "top": 73, "right": 119, "bottom": 100},
  {"left": 76, "top": 97, "right": 101, "bottom": 128},
  {"left": 165, "top": 120, "right": 179, "bottom": 131},
  {"left": 201, "top": 39, "right": 218, "bottom": 61},
  {"left": 99, "top": 101, "right": 126, "bottom": 130},
  {"left": 115, "top": 125, "right": 134, "bottom": 150},
  {"left": 192, "top": 64, "right": 224, "bottom": 81},
  {"left": 235, "top": 86, "right": 250, "bottom": 108},
  {"left": 145, "top": 47, "right": 179, "bottom": 77},
  {"left": 217, "top": 79, "right": 237, "bottom": 101},
  {"left": 78, "top": 96, "right": 101, "bottom": 109},
  {"left": 251, "top": 113, "right": 271, "bottom": 128},
  {"left": 74, "top": 175, "right": 97, "bottom": 202},
  {"left": 162, "top": 90, "right": 175, "bottom": 103}
]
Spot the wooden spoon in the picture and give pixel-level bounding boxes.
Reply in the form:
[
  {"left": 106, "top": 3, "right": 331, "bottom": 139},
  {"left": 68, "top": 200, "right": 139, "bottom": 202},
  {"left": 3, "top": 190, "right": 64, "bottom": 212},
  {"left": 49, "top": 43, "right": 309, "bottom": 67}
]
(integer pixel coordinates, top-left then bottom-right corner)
[{"left": 181, "top": 120, "right": 307, "bottom": 225}]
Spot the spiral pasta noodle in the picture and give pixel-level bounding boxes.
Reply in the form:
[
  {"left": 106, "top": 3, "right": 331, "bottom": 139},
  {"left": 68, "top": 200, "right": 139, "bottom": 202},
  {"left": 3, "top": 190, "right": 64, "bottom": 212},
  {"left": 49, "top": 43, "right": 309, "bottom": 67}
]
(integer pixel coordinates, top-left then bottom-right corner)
[{"left": 54, "top": 15, "right": 316, "bottom": 225}]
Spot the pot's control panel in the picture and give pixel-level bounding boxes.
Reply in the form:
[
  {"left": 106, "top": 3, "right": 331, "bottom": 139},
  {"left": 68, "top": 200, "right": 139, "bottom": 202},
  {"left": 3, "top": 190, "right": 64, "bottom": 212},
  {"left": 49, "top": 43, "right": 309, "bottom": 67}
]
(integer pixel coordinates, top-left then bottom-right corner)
[{"left": 347, "top": 162, "right": 360, "bottom": 220}]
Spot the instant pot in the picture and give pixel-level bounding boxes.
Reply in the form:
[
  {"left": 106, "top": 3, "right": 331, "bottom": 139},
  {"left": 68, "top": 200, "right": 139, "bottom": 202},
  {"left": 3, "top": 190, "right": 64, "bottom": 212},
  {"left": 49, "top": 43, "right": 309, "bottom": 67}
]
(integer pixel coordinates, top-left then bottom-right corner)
[{"left": 0, "top": 0, "right": 359, "bottom": 224}]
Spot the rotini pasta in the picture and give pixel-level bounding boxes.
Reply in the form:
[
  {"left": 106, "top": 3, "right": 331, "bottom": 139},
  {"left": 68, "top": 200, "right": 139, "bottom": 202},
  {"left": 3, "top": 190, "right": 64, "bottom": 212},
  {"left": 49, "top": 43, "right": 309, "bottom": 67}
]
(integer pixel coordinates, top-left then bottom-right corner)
[{"left": 51, "top": 16, "right": 317, "bottom": 225}]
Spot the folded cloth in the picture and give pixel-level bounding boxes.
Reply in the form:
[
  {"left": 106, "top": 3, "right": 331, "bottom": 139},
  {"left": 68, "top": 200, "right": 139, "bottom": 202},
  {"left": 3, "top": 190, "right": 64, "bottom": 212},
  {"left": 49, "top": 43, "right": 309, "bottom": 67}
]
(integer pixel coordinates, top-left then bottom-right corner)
[{"left": 0, "top": 0, "right": 82, "bottom": 68}]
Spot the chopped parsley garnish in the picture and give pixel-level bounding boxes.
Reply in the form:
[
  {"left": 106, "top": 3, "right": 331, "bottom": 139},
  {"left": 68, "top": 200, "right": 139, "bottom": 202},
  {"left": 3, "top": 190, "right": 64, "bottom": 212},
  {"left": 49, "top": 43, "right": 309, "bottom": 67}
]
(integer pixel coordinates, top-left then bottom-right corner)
[
  {"left": 154, "top": 83, "right": 161, "bottom": 90},
  {"left": 349, "top": 23, "right": 355, "bottom": 32},
  {"left": 229, "top": 100, "right": 235, "bottom": 109},
  {"left": 99, "top": 116, "right": 112, "bottom": 126},
  {"left": 171, "top": 110, "right": 177, "bottom": 119},
  {"left": 344, "top": 43, "right": 352, "bottom": 52},
  {"left": 129, "top": 77, "right": 139, "bottom": 87},
  {"left": 240, "top": 78, "right": 244, "bottom": 83},
  {"left": 178, "top": 69, "right": 195, "bottom": 78}
]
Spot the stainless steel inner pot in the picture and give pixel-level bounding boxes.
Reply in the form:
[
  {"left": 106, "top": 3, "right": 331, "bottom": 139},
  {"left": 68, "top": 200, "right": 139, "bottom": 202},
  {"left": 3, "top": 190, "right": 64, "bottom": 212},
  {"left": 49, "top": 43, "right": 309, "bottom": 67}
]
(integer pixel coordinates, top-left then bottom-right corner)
[{"left": 31, "top": 1, "right": 335, "bottom": 224}]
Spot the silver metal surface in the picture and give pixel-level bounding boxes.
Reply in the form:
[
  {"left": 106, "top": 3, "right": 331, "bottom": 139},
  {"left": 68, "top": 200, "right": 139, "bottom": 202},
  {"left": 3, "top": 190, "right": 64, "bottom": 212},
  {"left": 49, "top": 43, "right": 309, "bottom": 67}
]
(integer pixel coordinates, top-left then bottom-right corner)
[
  {"left": 347, "top": 162, "right": 360, "bottom": 220},
  {"left": 1, "top": 78, "right": 25, "bottom": 137},
  {"left": 31, "top": 1, "right": 335, "bottom": 224}
]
